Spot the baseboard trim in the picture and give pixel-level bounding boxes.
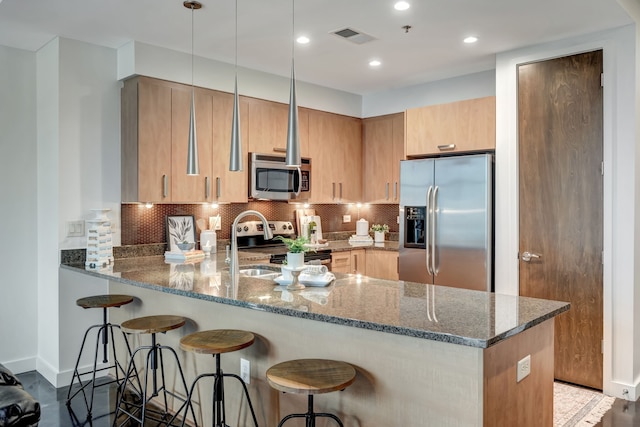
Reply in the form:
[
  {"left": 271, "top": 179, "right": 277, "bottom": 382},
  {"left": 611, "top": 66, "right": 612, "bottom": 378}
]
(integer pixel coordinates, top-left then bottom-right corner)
[
  {"left": 2, "top": 357, "right": 37, "bottom": 375},
  {"left": 606, "top": 380, "right": 639, "bottom": 401}
]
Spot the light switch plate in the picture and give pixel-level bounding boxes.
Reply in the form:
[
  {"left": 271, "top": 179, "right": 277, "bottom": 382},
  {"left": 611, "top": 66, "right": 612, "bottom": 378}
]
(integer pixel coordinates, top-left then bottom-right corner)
[
  {"left": 343, "top": 215, "right": 351, "bottom": 223},
  {"left": 67, "top": 220, "right": 85, "bottom": 237}
]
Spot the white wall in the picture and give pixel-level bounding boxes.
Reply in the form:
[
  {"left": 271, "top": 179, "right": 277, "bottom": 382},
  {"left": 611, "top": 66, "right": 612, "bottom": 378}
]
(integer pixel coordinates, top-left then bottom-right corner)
[
  {"left": 493, "top": 24, "right": 637, "bottom": 399},
  {"left": 0, "top": 45, "right": 38, "bottom": 373},
  {"left": 361, "top": 69, "right": 496, "bottom": 118},
  {"left": 118, "top": 41, "right": 363, "bottom": 118}
]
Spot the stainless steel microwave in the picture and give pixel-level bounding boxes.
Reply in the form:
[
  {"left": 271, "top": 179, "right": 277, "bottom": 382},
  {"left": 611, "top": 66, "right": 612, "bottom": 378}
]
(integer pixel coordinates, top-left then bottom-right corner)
[{"left": 249, "top": 153, "right": 311, "bottom": 201}]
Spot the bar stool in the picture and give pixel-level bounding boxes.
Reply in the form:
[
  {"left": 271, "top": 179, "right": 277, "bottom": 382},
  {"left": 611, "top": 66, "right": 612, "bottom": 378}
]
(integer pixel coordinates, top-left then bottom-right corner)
[
  {"left": 66, "top": 294, "right": 137, "bottom": 419},
  {"left": 113, "top": 314, "right": 194, "bottom": 427},
  {"left": 266, "top": 359, "right": 356, "bottom": 427},
  {"left": 178, "top": 329, "right": 259, "bottom": 427}
]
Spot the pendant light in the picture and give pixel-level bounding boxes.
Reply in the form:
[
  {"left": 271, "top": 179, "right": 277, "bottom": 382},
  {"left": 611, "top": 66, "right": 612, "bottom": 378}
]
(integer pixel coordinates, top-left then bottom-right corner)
[
  {"left": 184, "top": 1, "right": 201, "bottom": 176},
  {"left": 229, "top": 0, "right": 242, "bottom": 171},
  {"left": 285, "top": 0, "right": 301, "bottom": 167}
]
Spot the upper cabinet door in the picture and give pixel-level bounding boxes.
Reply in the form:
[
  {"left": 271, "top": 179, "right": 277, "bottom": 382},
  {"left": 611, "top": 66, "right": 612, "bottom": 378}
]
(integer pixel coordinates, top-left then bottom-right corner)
[
  {"left": 245, "top": 97, "right": 309, "bottom": 157},
  {"left": 171, "top": 86, "right": 213, "bottom": 203},
  {"left": 211, "top": 92, "right": 249, "bottom": 203},
  {"left": 405, "top": 96, "right": 495, "bottom": 157},
  {"left": 309, "top": 110, "right": 362, "bottom": 203},
  {"left": 122, "top": 77, "right": 173, "bottom": 203},
  {"left": 363, "top": 112, "right": 405, "bottom": 204}
]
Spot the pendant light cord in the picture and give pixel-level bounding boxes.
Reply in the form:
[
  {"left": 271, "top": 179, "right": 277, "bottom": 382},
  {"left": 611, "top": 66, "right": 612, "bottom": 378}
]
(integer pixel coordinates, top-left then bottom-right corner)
[
  {"left": 235, "top": 0, "right": 238, "bottom": 72},
  {"left": 191, "top": 3, "right": 195, "bottom": 95},
  {"left": 291, "top": 0, "right": 295, "bottom": 61}
]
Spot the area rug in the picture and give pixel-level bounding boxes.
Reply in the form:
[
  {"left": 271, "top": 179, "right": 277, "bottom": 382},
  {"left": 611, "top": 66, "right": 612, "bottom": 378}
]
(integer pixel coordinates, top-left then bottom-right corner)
[{"left": 554, "top": 381, "right": 616, "bottom": 426}]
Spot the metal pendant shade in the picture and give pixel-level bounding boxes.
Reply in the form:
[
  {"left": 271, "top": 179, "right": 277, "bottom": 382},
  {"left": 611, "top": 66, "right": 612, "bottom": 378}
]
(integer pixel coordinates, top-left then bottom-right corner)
[
  {"left": 185, "top": 0, "right": 201, "bottom": 176},
  {"left": 286, "top": 59, "right": 301, "bottom": 167},
  {"left": 187, "top": 90, "right": 199, "bottom": 175},
  {"left": 229, "top": 76, "right": 243, "bottom": 171},
  {"left": 285, "top": 0, "right": 301, "bottom": 167}
]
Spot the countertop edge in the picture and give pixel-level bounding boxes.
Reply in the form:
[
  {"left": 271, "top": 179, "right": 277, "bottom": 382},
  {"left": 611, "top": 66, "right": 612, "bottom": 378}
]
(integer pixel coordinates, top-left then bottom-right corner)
[{"left": 60, "top": 262, "right": 569, "bottom": 349}]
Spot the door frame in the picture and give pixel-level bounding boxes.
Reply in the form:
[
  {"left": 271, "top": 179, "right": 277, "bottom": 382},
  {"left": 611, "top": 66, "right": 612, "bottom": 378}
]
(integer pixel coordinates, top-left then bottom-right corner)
[{"left": 494, "top": 27, "right": 635, "bottom": 399}]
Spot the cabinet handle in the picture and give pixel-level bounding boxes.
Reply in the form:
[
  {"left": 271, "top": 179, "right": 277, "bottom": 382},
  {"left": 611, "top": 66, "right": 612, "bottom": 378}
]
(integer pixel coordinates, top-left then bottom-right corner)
[
  {"left": 162, "top": 175, "right": 168, "bottom": 198},
  {"left": 353, "top": 254, "right": 358, "bottom": 273},
  {"left": 205, "top": 177, "right": 210, "bottom": 199},
  {"left": 437, "top": 144, "right": 456, "bottom": 151},
  {"left": 332, "top": 182, "right": 336, "bottom": 200},
  {"left": 273, "top": 147, "right": 286, "bottom": 153},
  {"left": 216, "top": 177, "right": 221, "bottom": 199},
  {"left": 339, "top": 182, "right": 343, "bottom": 201},
  {"left": 385, "top": 182, "right": 389, "bottom": 200},
  {"left": 394, "top": 182, "right": 398, "bottom": 200}
]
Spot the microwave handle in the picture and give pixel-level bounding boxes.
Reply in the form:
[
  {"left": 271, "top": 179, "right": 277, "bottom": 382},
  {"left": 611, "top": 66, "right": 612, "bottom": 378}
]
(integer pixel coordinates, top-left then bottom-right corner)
[{"left": 294, "top": 167, "right": 302, "bottom": 197}]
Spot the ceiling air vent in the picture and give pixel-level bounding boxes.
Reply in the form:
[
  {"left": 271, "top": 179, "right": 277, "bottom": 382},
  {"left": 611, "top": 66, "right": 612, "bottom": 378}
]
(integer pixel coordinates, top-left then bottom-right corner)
[{"left": 331, "top": 27, "right": 376, "bottom": 45}]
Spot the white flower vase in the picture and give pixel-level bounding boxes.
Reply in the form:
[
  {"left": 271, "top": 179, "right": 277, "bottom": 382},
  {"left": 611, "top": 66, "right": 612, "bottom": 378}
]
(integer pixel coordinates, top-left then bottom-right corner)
[
  {"left": 286, "top": 252, "right": 305, "bottom": 269},
  {"left": 374, "top": 231, "right": 385, "bottom": 243}
]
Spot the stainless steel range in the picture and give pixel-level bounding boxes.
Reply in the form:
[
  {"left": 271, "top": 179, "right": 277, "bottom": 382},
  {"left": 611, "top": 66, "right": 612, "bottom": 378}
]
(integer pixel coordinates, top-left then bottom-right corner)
[{"left": 235, "top": 220, "right": 332, "bottom": 267}]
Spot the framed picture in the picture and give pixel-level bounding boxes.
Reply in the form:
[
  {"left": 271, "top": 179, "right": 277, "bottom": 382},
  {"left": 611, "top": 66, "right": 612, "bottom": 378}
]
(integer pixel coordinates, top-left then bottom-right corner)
[{"left": 166, "top": 215, "right": 196, "bottom": 252}]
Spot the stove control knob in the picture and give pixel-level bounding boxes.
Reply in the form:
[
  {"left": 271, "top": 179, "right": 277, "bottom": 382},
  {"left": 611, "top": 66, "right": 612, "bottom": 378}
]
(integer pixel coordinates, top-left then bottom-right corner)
[
  {"left": 282, "top": 224, "right": 287, "bottom": 230},
  {"left": 236, "top": 226, "right": 242, "bottom": 232},
  {"left": 287, "top": 224, "right": 293, "bottom": 230},
  {"left": 243, "top": 226, "right": 249, "bottom": 232}
]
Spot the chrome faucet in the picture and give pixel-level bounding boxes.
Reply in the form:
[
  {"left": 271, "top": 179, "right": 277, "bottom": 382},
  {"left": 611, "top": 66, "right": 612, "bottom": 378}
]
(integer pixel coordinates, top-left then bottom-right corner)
[{"left": 229, "top": 210, "right": 273, "bottom": 286}]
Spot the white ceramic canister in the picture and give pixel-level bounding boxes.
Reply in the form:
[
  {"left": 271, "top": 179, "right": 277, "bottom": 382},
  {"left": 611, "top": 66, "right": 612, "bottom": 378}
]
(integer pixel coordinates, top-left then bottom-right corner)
[
  {"left": 356, "top": 218, "right": 369, "bottom": 236},
  {"left": 200, "top": 230, "right": 217, "bottom": 253}
]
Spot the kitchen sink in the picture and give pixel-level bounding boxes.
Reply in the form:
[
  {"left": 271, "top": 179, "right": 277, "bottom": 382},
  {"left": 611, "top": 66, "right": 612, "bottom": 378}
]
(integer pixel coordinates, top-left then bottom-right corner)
[
  {"left": 230, "top": 265, "right": 281, "bottom": 280},
  {"left": 239, "top": 268, "right": 277, "bottom": 277}
]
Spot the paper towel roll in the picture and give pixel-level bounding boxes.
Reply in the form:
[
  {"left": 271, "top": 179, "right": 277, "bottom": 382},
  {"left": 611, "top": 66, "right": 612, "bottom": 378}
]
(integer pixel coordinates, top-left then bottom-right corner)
[{"left": 356, "top": 219, "right": 369, "bottom": 236}]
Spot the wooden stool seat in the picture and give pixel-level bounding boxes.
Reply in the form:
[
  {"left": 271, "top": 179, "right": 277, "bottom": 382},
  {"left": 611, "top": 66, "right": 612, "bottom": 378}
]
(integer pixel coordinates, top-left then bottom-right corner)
[
  {"left": 120, "top": 315, "right": 185, "bottom": 335},
  {"left": 267, "top": 359, "right": 356, "bottom": 395},
  {"left": 180, "top": 329, "right": 255, "bottom": 355},
  {"left": 76, "top": 294, "right": 133, "bottom": 309},
  {"left": 176, "top": 329, "right": 259, "bottom": 426}
]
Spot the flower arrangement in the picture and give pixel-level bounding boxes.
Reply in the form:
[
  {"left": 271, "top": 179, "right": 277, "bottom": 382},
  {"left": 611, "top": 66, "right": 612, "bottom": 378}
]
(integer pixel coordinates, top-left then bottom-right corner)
[
  {"left": 370, "top": 224, "right": 389, "bottom": 233},
  {"left": 274, "top": 235, "right": 310, "bottom": 253}
]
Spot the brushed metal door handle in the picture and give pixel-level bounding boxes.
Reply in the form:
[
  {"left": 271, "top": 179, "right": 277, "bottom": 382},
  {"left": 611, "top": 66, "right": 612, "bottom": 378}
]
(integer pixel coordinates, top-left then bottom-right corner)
[{"left": 521, "top": 251, "right": 541, "bottom": 262}]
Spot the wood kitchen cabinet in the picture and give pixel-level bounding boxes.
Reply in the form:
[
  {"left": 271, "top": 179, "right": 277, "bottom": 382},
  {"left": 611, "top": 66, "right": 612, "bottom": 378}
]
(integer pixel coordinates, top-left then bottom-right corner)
[
  {"left": 245, "top": 97, "right": 309, "bottom": 157},
  {"left": 122, "top": 76, "right": 174, "bottom": 202},
  {"left": 405, "top": 96, "right": 495, "bottom": 157},
  {"left": 365, "top": 250, "right": 399, "bottom": 281},
  {"left": 308, "top": 110, "right": 362, "bottom": 203},
  {"left": 122, "top": 76, "right": 250, "bottom": 203},
  {"left": 363, "top": 113, "right": 405, "bottom": 204},
  {"left": 331, "top": 249, "right": 366, "bottom": 275}
]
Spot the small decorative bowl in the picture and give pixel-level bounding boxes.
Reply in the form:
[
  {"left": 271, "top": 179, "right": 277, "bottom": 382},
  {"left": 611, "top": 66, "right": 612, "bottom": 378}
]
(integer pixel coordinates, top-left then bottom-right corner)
[{"left": 176, "top": 242, "right": 195, "bottom": 252}]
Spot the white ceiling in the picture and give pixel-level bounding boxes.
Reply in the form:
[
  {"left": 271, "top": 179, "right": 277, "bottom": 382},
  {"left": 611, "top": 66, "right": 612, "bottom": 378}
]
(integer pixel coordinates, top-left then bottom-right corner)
[{"left": 0, "top": 0, "right": 632, "bottom": 95}]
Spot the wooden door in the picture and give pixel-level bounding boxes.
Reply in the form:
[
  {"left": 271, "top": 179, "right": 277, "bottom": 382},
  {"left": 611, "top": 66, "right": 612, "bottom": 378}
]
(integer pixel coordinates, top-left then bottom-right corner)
[
  {"left": 363, "top": 114, "right": 400, "bottom": 203},
  {"left": 518, "top": 50, "right": 603, "bottom": 389}
]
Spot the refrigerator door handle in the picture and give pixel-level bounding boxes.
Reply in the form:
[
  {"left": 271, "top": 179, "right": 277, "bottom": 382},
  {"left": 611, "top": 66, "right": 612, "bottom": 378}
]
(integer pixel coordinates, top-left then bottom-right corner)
[
  {"left": 426, "top": 185, "right": 433, "bottom": 275},
  {"left": 432, "top": 185, "right": 439, "bottom": 276}
]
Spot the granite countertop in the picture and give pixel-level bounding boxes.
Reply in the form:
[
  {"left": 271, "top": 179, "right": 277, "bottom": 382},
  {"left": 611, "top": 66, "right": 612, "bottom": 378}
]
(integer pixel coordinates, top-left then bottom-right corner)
[{"left": 60, "top": 248, "right": 569, "bottom": 349}]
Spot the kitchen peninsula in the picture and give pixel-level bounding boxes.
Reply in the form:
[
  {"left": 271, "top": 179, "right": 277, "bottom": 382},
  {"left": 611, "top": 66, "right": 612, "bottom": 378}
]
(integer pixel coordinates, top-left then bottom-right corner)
[{"left": 61, "top": 250, "right": 568, "bottom": 427}]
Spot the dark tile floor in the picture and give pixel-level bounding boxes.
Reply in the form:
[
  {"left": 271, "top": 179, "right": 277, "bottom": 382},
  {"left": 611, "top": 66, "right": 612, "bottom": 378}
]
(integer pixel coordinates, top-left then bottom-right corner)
[
  {"left": 16, "top": 370, "right": 182, "bottom": 427},
  {"left": 15, "top": 370, "right": 640, "bottom": 426}
]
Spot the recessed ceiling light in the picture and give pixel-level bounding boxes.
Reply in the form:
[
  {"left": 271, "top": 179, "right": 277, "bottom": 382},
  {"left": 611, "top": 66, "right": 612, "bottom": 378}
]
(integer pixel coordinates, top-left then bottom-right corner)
[
  {"left": 394, "top": 1, "right": 410, "bottom": 11},
  {"left": 369, "top": 60, "right": 382, "bottom": 67},
  {"left": 296, "top": 36, "right": 310, "bottom": 44},
  {"left": 463, "top": 36, "right": 478, "bottom": 44}
]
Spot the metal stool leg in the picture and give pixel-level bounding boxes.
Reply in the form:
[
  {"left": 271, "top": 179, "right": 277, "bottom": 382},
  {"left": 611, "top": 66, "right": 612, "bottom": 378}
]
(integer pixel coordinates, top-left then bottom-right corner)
[
  {"left": 113, "top": 335, "right": 195, "bottom": 427},
  {"left": 277, "top": 395, "right": 344, "bottom": 427},
  {"left": 67, "top": 308, "right": 136, "bottom": 419}
]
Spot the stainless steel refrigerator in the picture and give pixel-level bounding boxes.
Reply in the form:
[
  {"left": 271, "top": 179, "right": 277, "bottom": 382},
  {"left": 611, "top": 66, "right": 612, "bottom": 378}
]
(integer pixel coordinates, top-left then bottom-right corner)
[{"left": 399, "top": 154, "right": 493, "bottom": 291}]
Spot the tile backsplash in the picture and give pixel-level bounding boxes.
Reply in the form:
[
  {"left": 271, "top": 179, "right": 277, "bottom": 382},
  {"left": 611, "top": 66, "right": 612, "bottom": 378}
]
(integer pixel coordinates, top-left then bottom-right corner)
[{"left": 121, "top": 202, "right": 400, "bottom": 245}]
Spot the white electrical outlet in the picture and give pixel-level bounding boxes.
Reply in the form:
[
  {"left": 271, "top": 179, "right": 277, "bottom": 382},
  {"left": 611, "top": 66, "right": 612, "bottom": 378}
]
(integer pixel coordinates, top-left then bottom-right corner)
[
  {"left": 214, "top": 215, "right": 221, "bottom": 230},
  {"left": 343, "top": 215, "right": 351, "bottom": 223},
  {"left": 517, "top": 354, "right": 531, "bottom": 382},
  {"left": 240, "top": 358, "right": 250, "bottom": 384}
]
